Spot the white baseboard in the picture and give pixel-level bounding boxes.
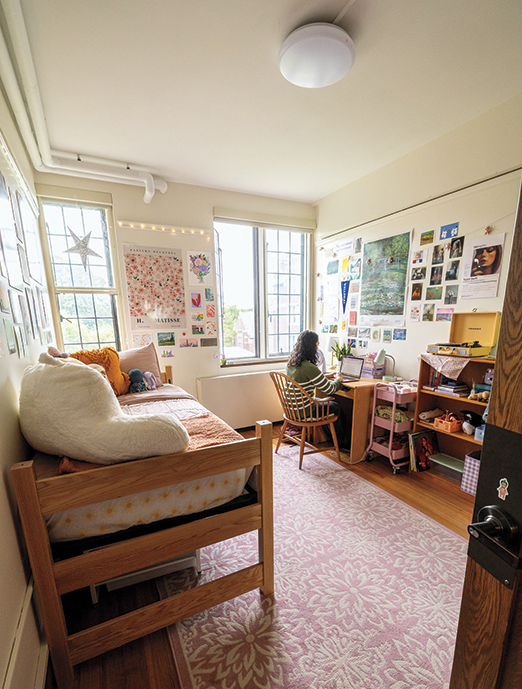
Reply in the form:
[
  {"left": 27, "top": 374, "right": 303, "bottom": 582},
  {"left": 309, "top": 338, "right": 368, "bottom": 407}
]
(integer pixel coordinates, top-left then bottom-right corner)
[{"left": 3, "top": 580, "right": 48, "bottom": 689}]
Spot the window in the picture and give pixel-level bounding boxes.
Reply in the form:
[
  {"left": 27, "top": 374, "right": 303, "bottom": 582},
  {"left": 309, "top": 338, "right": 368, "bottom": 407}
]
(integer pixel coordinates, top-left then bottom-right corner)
[
  {"left": 41, "top": 200, "right": 122, "bottom": 352},
  {"left": 215, "top": 220, "right": 309, "bottom": 363}
]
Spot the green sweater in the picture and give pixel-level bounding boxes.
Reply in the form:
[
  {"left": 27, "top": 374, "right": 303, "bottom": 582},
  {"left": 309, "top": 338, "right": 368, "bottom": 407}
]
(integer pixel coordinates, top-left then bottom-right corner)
[{"left": 286, "top": 360, "right": 341, "bottom": 413}]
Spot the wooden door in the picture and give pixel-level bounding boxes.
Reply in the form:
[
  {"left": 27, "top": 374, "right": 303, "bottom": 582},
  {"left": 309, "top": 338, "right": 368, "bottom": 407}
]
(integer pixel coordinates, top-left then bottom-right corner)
[{"left": 449, "top": 181, "right": 522, "bottom": 688}]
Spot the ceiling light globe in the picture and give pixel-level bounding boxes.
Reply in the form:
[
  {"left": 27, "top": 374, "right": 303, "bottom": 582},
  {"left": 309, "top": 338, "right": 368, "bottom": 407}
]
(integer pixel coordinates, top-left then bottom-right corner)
[{"left": 279, "top": 23, "right": 355, "bottom": 89}]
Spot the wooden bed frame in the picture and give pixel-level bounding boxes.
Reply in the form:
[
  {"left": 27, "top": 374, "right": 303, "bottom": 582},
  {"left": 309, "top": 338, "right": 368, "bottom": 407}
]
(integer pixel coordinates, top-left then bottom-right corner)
[{"left": 11, "top": 369, "right": 274, "bottom": 688}]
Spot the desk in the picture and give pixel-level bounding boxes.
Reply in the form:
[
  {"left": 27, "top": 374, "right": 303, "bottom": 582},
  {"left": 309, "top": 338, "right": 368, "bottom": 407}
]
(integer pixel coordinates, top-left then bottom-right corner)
[{"left": 319, "top": 378, "right": 380, "bottom": 464}]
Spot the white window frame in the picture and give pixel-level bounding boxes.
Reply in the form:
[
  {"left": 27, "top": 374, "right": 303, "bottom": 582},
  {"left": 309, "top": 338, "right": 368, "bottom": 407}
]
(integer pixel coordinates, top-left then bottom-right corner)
[
  {"left": 38, "top": 193, "right": 126, "bottom": 352},
  {"left": 215, "top": 220, "right": 312, "bottom": 365}
]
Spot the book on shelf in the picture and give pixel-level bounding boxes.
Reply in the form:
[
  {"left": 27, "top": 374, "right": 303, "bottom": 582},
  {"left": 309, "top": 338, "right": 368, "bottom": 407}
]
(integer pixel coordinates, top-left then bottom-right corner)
[
  {"left": 435, "top": 387, "right": 469, "bottom": 397},
  {"left": 408, "top": 429, "right": 439, "bottom": 472}
]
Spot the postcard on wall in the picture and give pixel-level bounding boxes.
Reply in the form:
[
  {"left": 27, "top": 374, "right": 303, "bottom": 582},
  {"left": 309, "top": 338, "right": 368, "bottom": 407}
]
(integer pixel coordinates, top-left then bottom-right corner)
[
  {"left": 324, "top": 297, "right": 339, "bottom": 323},
  {"left": 420, "top": 230, "right": 434, "bottom": 246},
  {"left": 3, "top": 317, "right": 16, "bottom": 354},
  {"left": 327, "top": 259, "right": 339, "bottom": 275},
  {"left": 426, "top": 286, "right": 442, "bottom": 300},
  {"left": 180, "top": 338, "right": 198, "bottom": 348},
  {"left": 205, "top": 321, "right": 217, "bottom": 335},
  {"left": 411, "top": 266, "right": 426, "bottom": 281},
  {"left": 432, "top": 245, "right": 444, "bottom": 265},
  {"left": 190, "top": 291, "right": 203, "bottom": 308},
  {"left": 436, "top": 308, "right": 454, "bottom": 321},
  {"left": 132, "top": 333, "right": 153, "bottom": 348},
  {"left": 382, "top": 328, "right": 392, "bottom": 343},
  {"left": 440, "top": 222, "right": 459, "bottom": 240},
  {"left": 349, "top": 258, "right": 361, "bottom": 280},
  {"left": 412, "top": 249, "right": 426, "bottom": 264},
  {"left": 123, "top": 244, "right": 186, "bottom": 329},
  {"left": 188, "top": 251, "right": 213, "bottom": 286},
  {"left": 0, "top": 173, "right": 24, "bottom": 291},
  {"left": 410, "top": 305, "right": 421, "bottom": 321},
  {"left": 460, "top": 233, "right": 505, "bottom": 299},
  {"left": 201, "top": 337, "right": 218, "bottom": 347},
  {"left": 422, "top": 304, "right": 435, "bottom": 321},
  {"left": 157, "top": 331, "right": 176, "bottom": 346},
  {"left": 444, "top": 285, "right": 458, "bottom": 304},
  {"left": 393, "top": 328, "right": 406, "bottom": 341},
  {"left": 325, "top": 274, "right": 338, "bottom": 294},
  {"left": 333, "top": 239, "right": 353, "bottom": 256}
]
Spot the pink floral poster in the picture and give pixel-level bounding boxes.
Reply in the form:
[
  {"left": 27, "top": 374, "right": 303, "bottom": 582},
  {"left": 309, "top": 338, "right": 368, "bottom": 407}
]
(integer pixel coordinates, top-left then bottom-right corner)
[{"left": 123, "top": 244, "right": 186, "bottom": 329}]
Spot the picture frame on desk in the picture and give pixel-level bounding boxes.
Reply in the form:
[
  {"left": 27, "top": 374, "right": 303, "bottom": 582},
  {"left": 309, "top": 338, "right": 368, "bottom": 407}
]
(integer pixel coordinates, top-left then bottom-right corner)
[{"left": 409, "top": 429, "right": 439, "bottom": 472}]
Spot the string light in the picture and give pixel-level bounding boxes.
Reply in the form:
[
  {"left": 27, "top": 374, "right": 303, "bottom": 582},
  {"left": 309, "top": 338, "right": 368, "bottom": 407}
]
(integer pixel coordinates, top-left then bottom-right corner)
[{"left": 117, "top": 220, "right": 212, "bottom": 237}]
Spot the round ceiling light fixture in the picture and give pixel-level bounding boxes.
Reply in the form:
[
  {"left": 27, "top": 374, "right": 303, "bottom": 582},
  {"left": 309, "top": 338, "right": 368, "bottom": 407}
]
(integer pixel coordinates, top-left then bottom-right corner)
[{"left": 279, "top": 22, "right": 355, "bottom": 88}]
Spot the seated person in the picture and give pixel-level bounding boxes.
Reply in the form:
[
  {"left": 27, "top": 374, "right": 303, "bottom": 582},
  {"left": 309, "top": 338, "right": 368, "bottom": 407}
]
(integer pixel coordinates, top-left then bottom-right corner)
[{"left": 286, "top": 330, "right": 351, "bottom": 451}]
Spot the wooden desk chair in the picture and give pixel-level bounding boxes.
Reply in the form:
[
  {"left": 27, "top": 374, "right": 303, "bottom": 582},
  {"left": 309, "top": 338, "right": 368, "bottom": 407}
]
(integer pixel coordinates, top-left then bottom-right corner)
[{"left": 270, "top": 371, "right": 341, "bottom": 468}]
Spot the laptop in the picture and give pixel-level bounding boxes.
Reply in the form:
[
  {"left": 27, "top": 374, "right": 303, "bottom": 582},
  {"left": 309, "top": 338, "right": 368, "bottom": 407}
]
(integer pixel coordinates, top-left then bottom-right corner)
[{"left": 339, "top": 355, "right": 365, "bottom": 382}]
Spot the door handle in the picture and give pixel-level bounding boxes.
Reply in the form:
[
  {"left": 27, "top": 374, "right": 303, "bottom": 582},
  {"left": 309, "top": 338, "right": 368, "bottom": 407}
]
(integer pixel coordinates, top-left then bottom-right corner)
[{"left": 468, "top": 505, "right": 519, "bottom": 545}]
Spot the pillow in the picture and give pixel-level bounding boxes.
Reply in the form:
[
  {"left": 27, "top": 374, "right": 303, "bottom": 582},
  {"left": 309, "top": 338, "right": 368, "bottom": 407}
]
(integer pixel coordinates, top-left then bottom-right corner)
[
  {"left": 19, "top": 352, "right": 189, "bottom": 464},
  {"left": 118, "top": 342, "right": 163, "bottom": 387},
  {"left": 69, "top": 347, "right": 130, "bottom": 395}
]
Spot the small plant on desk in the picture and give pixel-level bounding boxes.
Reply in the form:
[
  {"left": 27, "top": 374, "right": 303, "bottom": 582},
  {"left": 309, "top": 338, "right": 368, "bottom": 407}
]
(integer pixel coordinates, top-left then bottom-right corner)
[{"left": 331, "top": 340, "right": 353, "bottom": 363}]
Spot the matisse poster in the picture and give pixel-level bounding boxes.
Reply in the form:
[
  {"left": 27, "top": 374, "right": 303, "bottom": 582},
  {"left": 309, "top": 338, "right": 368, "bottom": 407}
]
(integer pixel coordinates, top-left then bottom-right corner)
[{"left": 123, "top": 244, "right": 186, "bottom": 329}]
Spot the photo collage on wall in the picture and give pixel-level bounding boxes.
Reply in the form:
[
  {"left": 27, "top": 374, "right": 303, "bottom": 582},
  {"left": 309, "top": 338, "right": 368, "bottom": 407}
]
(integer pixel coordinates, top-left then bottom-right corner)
[
  {"left": 409, "top": 221, "right": 505, "bottom": 323},
  {"left": 124, "top": 244, "right": 218, "bottom": 358},
  {"left": 0, "top": 170, "right": 50, "bottom": 359},
  {"left": 317, "top": 232, "right": 409, "bottom": 356}
]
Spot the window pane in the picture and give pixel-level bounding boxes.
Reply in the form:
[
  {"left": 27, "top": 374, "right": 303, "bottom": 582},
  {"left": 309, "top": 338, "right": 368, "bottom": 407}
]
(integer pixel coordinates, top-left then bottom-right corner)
[
  {"left": 57, "top": 292, "right": 119, "bottom": 350},
  {"left": 42, "top": 202, "right": 114, "bottom": 289},
  {"left": 215, "top": 222, "right": 257, "bottom": 361}
]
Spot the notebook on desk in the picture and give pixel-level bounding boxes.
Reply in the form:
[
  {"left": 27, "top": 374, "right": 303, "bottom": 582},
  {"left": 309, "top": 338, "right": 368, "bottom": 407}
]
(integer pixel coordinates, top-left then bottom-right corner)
[{"left": 340, "top": 355, "right": 365, "bottom": 382}]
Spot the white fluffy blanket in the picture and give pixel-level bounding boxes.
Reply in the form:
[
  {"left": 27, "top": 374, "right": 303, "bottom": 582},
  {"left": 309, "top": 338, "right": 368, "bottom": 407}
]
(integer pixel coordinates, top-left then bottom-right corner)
[{"left": 19, "top": 353, "right": 189, "bottom": 464}]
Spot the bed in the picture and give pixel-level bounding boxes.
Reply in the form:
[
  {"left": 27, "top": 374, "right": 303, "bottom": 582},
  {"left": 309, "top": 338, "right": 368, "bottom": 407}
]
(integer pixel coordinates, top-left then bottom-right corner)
[{"left": 11, "top": 355, "right": 274, "bottom": 689}]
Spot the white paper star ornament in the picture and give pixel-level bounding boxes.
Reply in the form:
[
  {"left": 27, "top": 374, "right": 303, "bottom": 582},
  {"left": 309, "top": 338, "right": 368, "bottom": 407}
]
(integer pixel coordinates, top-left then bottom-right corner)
[{"left": 64, "top": 227, "right": 102, "bottom": 270}]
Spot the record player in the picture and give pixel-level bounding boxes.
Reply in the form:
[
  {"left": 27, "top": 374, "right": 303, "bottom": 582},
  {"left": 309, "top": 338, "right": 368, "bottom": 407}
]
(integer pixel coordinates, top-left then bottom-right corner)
[
  {"left": 427, "top": 340, "right": 491, "bottom": 357},
  {"left": 427, "top": 311, "right": 501, "bottom": 357}
]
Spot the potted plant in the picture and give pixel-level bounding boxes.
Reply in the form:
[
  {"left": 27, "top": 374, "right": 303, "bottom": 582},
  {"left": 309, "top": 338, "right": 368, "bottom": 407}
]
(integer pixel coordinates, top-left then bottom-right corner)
[{"left": 331, "top": 340, "right": 353, "bottom": 363}]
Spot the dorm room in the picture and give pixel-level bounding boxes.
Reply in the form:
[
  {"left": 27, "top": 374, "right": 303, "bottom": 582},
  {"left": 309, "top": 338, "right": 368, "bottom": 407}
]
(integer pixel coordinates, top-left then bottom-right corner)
[{"left": 1, "top": 1, "right": 522, "bottom": 688}]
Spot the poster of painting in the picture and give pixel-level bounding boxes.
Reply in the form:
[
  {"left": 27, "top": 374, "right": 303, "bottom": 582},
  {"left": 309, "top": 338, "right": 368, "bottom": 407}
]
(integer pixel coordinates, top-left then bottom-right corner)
[
  {"left": 201, "top": 337, "right": 218, "bottom": 347},
  {"left": 359, "top": 231, "right": 410, "bottom": 326},
  {"left": 412, "top": 249, "right": 426, "bottom": 264},
  {"left": 0, "top": 279, "right": 9, "bottom": 313},
  {"left": 0, "top": 172, "right": 23, "bottom": 291},
  {"left": 411, "top": 266, "right": 426, "bottom": 281},
  {"left": 17, "top": 190, "right": 43, "bottom": 283},
  {"left": 180, "top": 338, "right": 198, "bottom": 348},
  {"left": 460, "top": 234, "right": 505, "bottom": 299},
  {"left": 192, "top": 325, "right": 204, "bottom": 335},
  {"left": 123, "top": 244, "right": 186, "bottom": 329},
  {"left": 426, "top": 286, "right": 442, "bottom": 300},
  {"left": 422, "top": 304, "right": 435, "bottom": 322},
  {"left": 205, "top": 288, "right": 215, "bottom": 301},
  {"left": 382, "top": 328, "right": 392, "bottom": 343},
  {"left": 3, "top": 317, "right": 16, "bottom": 354},
  {"left": 205, "top": 321, "right": 217, "bottom": 336},
  {"left": 393, "top": 328, "right": 406, "bottom": 341},
  {"left": 190, "top": 291, "right": 203, "bottom": 308},
  {"left": 187, "top": 251, "right": 213, "bottom": 286}
]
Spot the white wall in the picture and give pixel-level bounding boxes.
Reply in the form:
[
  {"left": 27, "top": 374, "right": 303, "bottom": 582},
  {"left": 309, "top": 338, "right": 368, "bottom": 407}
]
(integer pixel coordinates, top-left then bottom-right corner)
[
  {"left": 0, "top": 92, "right": 50, "bottom": 687},
  {"left": 315, "top": 95, "right": 522, "bottom": 382}
]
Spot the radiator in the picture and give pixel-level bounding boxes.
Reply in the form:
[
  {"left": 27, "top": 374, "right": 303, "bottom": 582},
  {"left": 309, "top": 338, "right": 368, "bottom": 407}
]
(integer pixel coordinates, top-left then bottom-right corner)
[{"left": 196, "top": 370, "right": 283, "bottom": 429}]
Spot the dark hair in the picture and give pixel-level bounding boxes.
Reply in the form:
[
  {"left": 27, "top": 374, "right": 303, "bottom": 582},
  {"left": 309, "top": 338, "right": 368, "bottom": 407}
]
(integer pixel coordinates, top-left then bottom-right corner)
[
  {"left": 288, "top": 330, "right": 319, "bottom": 368},
  {"left": 473, "top": 245, "right": 502, "bottom": 274}
]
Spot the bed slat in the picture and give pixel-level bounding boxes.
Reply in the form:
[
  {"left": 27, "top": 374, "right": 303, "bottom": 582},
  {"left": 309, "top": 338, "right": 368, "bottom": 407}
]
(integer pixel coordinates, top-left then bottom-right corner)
[
  {"left": 54, "top": 503, "right": 262, "bottom": 594},
  {"left": 33, "top": 438, "right": 261, "bottom": 515},
  {"left": 68, "top": 564, "right": 264, "bottom": 665}
]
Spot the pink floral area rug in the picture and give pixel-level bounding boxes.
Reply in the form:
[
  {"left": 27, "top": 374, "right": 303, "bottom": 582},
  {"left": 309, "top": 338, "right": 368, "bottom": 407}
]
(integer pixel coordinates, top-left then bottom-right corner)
[{"left": 157, "top": 445, "right": 468, "bottom": 689}]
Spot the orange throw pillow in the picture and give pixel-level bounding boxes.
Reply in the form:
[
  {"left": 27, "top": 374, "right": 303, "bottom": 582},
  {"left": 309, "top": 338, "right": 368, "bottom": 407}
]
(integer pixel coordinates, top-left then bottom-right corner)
[{"left": 69, "top": 347, "right": 130, "bottom": 395}]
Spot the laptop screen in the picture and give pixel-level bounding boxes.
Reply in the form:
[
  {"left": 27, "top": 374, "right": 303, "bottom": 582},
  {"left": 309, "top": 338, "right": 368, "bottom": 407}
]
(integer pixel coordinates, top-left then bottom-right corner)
[{"left": 340, "top": 355, "right": 365, "bottom": 380}]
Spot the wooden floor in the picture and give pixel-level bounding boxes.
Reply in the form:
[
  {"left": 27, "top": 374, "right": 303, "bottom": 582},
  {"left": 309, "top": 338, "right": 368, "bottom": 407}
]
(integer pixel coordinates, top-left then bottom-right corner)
[{"left": 45, "top": 422, "right": 474, "bottom": 688}]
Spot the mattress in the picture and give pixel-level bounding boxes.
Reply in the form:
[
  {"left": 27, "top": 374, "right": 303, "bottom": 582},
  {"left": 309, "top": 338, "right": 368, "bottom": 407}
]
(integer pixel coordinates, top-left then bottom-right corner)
[{"left": 46, "top": 385, "right": 250, "bottom": 543}]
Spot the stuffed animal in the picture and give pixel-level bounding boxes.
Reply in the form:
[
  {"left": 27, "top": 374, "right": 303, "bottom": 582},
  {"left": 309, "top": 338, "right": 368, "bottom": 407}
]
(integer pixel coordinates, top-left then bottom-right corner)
[
  {"left": 142, "top": 371, "right": 157, "bottom": 390},
  {"left": 128, "top": 368, "right": 147, "bottom": 393}
]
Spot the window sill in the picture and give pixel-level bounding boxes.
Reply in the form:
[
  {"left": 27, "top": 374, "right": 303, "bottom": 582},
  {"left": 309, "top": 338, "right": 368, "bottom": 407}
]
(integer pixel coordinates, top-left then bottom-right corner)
[{"left": 220, "top": 358, "right": 287, "bottom": 369}]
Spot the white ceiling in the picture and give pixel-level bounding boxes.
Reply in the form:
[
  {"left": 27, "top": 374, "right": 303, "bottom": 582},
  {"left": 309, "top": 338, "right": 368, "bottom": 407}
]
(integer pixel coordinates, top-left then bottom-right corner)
[{"left": 15, "top": 0, "right": 522, "bottom": 203}]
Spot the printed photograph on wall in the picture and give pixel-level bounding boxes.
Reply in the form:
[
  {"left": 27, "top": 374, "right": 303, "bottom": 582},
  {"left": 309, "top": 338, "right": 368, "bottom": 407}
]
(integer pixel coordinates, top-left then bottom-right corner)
[
  {"left": 422, "top": 304, "right": 435, "bottom": 321},
  {"left": 436, "top": 308, "right": 454, "bottom": 321},
  {"left": 429, "top": 266, "right": 442, "bottom": 285},
  {"left": 411, "top": 283, "right": 422, "bottom": 301},
  {"left": 188, "top": 251, "right": 213, "bottom": 286},
  {"left": 123, "top": 244, "right": 186, "bottom": 329},
  {"left": 432, "top": 245, "right": 444, "bottom": 264},
  {"left": 461, "top": 233, "right": 505, "bottom": 299},
  {"left": 359, "top": 230, "right": 411, "bottom": 326},
  {"left": 426, "top": 286, "right": 442, "bottom": 300},
  {"left": 450, "top": 236, "right": 464, "bottom": 258},
  {"left": 411, "top": 266, "right": 426, "bottom": 281},
  {"left": 410, "top": 305, "right": 420, "bottom": 321},
  {"left": 444, "top": 285, "right": 458, "bottom": 304},
  {"left": 445, "top": 260, "right": 459, "bottom": 281}
]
